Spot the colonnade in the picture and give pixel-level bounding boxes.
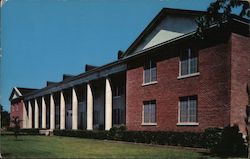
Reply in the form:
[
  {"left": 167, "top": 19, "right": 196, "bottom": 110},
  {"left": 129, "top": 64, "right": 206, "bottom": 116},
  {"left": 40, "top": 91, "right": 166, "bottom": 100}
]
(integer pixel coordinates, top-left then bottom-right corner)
[{"left": 23, "top": 79, "right": 112, "bottom": 131}]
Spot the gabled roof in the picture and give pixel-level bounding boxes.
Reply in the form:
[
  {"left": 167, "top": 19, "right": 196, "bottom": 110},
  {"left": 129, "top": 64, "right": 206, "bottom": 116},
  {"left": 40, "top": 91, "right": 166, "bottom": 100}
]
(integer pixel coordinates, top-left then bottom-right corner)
[
  {"left": 123, "top": 8, "right": 206, "bottom": 57},
  {"left": 9, "top": 87, "right": 37, "bottom": 101},
  {"left": 122, "top": 8, "right": 249, "bottom": 58}
]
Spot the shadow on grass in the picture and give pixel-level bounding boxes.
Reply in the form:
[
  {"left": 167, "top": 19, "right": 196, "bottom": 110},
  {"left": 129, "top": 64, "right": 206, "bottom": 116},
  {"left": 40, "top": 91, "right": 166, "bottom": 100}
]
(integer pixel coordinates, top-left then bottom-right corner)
[
  {"left": 1, "top": 153, "right": 11, "bottom": 158},
  {"left": 198, "top": 151, "right": 219, "bottom": 159},
  {"left": 199, "top": 151, "right": 248, "bottom": 159}
]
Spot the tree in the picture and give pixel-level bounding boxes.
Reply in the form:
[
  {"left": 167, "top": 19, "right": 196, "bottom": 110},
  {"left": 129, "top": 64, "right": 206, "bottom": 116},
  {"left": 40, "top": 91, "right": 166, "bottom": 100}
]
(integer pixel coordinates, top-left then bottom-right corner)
[
  {"left": 0, "top": 105, "right": 10, "bottom": 128},
  {"left": 10, "top": 116, "right": 22, "bottom": 140},
  {"left": 196, "top": 0, "right": 250, "bottom": 39}
]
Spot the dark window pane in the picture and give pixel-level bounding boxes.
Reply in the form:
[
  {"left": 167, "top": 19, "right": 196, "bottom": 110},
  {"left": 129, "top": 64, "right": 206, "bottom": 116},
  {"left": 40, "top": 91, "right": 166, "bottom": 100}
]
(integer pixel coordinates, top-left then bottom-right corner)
[
  {"left": 144, "top": 104, "right": 148, "bottom": 123},
  {"left": 190, "top": 55, "right": 197, "bottom": 74},
  {"left": 151, "top": 103, "right": 156, "bottom": 123},
  {"left": 151, "top": 67, "right": 157, "bottom": 82},
  {"left": 144, "top": 69, "right": 150, "bottom": 83},
  {"left": 189, "top": 99, "right": 197, "bottom": 122},
  {"left": 181, "top": 54, "right": 189, "bottom": 76},
  {"left": 180, "top": 100, "right": 188, "bottom": 122}
]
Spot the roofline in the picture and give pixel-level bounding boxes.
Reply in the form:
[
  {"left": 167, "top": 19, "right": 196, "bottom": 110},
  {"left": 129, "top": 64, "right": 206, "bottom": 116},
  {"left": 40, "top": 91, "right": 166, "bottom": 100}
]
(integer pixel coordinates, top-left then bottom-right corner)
[
  {"left": 21, "top": 33, "right": 197, "bottom": 99},
  {"left": 14, "top": 87, "right": 22, "bottom": 96},
  {"left": 123, "top": 8, "right": 249, "bottom": 57},
  {"left": 9, "top": 87, "right": 38, "bottom": 101},
  {"left": 123, "top": 8, "right": 206, "bottom": 57},
  {"left": 123, "top": 31, "right": 196, "bottom": 60},
  {"left": 23, "top": 59, "right": 125, "bottom": 97}
]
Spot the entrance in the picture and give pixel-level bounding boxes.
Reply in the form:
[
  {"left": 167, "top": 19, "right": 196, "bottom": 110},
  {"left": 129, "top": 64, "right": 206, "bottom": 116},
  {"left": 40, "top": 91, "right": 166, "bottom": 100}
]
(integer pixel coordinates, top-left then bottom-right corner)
[{"left": 66, "top": 110, "right": 72, "bottom": 129}]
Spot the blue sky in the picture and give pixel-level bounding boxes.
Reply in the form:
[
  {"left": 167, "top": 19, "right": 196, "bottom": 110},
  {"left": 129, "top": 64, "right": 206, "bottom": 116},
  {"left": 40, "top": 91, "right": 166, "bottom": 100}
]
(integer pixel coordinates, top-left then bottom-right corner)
[{"left": 1, "top": 0, "right": 214, "bottom": 111}]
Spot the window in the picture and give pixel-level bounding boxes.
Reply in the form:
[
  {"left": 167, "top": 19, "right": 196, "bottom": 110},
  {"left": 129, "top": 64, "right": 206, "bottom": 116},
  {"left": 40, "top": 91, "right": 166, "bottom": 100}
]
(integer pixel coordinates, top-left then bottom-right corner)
[
  {"left": 113, "top": 85, "right": 124, "bottom": 97},
  {"left": 112, "top": 108, "right": 125, "bottom": 125},
  {"left": 180, "top": 48, "right": 198, "bottom": 76},
  {"left": 179, "top": 96, "right": 197, "bottom": 124},
  {"left": 144, "top": 60, "right": 157, "bottom": 84},
  {"left": 94, "top": 111, "right": 100, "bottom": 125},
  {"left": 143, "top": 100, "right": 156, "bottom": 124}
]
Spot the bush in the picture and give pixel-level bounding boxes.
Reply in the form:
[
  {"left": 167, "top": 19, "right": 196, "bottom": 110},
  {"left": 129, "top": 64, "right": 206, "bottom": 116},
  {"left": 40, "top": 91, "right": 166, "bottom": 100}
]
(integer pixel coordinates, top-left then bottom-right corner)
[
  {"left": 6, "top": 128, "right": 45, "bottom": 135},
  {"left": 213, "top": 126, "right": 247, "bottom": 157},
  {"left": 121, "top": 131, "right": 204, "bottom": 147},
  {"left": 54, "top": 129, "right": 109, "bottom": 140},
  {"left": 53, "top": 125, "right": 247, "bottom": 157},
  {"left": 201, "top": 128, "right": 222, "bottom": 149},
  {"left": 107, "top": 125, "right": 127, "bottom": 140}
]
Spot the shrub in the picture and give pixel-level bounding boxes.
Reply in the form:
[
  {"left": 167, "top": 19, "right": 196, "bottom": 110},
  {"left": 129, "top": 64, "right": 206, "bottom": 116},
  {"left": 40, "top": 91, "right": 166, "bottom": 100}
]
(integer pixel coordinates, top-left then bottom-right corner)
[
  {"left": 53, "top": 125, "right": 246, "bottom": 157},
  {"left": 107, "top": 125, "right": 127, "bottom": 140},
  {"left": 54, "top": 129, "right": 109, "bottom": 140},
  {"left": 213, "top": 125, "right": 247, "bottom": 157},
  {"left": 201, "top": 127, "right": 222, "bottom": 149},
  {"left": 6, "top": 128, "right": 44, "bottom": 135}
]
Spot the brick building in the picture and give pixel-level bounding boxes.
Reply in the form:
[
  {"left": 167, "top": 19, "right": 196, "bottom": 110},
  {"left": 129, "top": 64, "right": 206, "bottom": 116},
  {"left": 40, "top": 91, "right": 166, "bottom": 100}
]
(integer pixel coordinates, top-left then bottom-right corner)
[{"left": 9, "top": 8, "right": 249, "bottom": 136}]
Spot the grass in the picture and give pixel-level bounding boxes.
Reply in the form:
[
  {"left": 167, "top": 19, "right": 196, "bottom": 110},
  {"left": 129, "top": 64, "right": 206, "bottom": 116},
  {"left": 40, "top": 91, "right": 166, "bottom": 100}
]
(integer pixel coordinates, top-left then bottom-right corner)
[{"left": 0, "top": 135, "right": 216, "bottom": 158}]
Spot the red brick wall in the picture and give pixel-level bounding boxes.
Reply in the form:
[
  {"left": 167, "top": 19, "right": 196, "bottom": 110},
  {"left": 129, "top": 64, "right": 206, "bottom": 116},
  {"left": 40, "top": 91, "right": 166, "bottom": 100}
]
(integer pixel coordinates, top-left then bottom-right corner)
[
  {"left": 230, "top": 33, "right": 250, "bottom": 135},
  {"left": 126, "top": 37, "right": 232, "bottom": 132},
  {"left": 10, "top": 100, "right": 24, "bottom": 128}
]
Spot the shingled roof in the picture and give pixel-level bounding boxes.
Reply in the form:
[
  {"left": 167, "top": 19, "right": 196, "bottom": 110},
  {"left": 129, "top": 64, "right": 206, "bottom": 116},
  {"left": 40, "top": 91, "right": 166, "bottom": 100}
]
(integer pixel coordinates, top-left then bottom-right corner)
[{"left": 9, "top": 87, "right": 38, "bottom": 101}]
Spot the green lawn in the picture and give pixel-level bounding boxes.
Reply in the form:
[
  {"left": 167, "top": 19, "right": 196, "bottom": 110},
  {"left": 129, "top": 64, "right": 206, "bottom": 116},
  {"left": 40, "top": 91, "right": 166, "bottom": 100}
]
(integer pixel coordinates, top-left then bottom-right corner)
[{"left": 1, "top": 135, "right": 215, "bottom": 158}]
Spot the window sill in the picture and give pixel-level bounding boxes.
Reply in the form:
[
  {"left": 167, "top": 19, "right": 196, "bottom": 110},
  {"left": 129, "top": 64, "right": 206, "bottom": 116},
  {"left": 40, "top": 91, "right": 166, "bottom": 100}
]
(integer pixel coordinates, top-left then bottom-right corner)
[
  {"left": 176, "top": 122, "right": 199, "bottom": 126},
  {"left": 177, "top": 72, "right": 200, "bottom": 80},
  {"left": 142, "top": 81, "right": 158, "bottom": 87},
  {"left": 141, "top": 123, "right": 157, "bottom": 126}
]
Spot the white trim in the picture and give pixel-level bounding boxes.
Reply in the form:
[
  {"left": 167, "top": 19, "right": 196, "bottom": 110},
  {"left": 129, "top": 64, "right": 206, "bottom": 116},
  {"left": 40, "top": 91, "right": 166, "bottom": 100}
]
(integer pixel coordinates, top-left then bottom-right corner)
[
  {"left": 14, "top": 87, "right": 22, "bottom": 96},
  {"left": 177, "top": 72, "right": 200, "bottom": 79},
  {"left": 177, "top": 122, "right": 199, "bottom": 126},
  {"left": 141, "top": 123, "right": 157, "bottom": 126},
  {"left": 142, "top": 81, "right": 158, "bottom": 86}
]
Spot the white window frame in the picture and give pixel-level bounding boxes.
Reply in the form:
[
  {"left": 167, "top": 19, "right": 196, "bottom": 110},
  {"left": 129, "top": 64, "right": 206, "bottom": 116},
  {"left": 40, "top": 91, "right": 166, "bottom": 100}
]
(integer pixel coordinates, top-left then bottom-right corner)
[
  {"left": 177, "top": 96, "right": 199, "bottom": 126},
  {"left": 142, "top": 100, "right": 157, "bottom": 126},
  {"left": 178, "top": 48, "right": 200, "bottom": 79},
  {"left": 142, "top": 60, "right": 157, "bottom": 86}
]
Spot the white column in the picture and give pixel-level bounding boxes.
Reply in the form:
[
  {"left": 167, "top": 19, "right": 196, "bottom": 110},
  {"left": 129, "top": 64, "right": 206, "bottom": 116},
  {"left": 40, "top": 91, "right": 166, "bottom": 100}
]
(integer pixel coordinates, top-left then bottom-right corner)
[
  {"left": 50, "top": 94, "right": 55, "bottom": 130},
  {"left": 28, "top": 101, "right": 32, "bottom": 128},
  {"left": 22, "top": 101, "right": 27, "bottom": 128},
  {"left": 72, "top": 87, "right": 78, "bottom": 130},
  {"left": 34, "top": 99, "right": 39, "bottom": 128},
  {"left": 105, "top": 78, "right": 112, "bottom": 130},
  {"left": 87, "top": 83, "right": 93, "bottom": 130},
  {"left": 42, "top": 96, "right": 46, "bottom": 129},
  {"left": 60, "top": 91, "right": 66, "bottom": 130}
]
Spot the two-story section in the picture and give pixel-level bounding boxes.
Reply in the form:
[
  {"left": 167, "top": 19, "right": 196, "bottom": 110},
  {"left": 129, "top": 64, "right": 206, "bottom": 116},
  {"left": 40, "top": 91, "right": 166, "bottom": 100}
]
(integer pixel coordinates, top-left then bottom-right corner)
[
  {"left": 8, "top": 8, "right": 249, "bottom": 136},
  {"left": 124, "top": 8, "right": 249, "bottom": 135}
]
